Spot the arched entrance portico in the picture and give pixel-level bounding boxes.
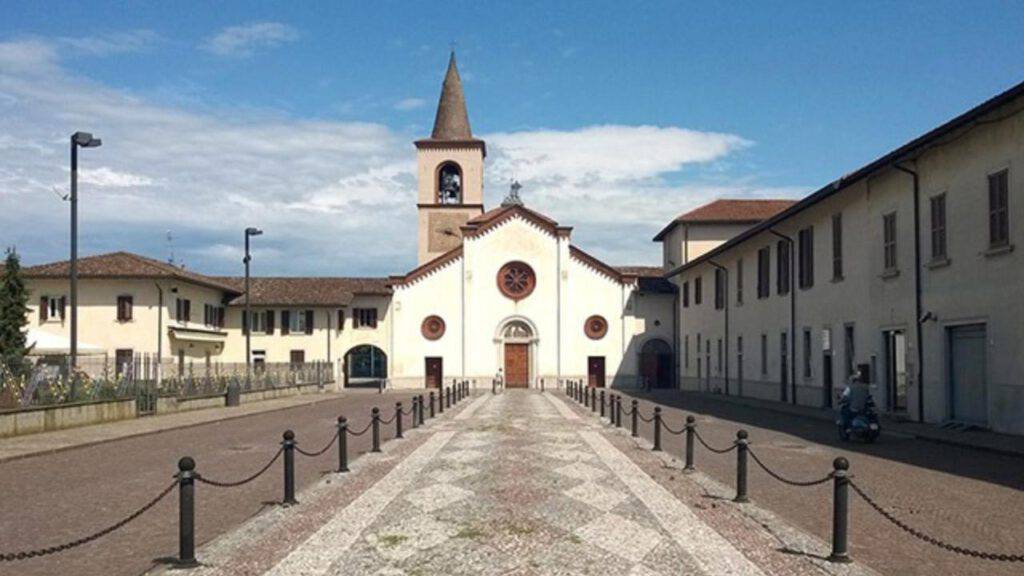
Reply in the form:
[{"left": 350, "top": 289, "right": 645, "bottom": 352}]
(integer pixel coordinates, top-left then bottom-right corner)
[
  {"left": 494, "top": 318, "right": 538, "bottom": 388},
  {"left": 344, "top": 345, "right": 387, "bottom": 388},
  {"left": 640, "top": 338, "right": 673, "bottom": 389}
]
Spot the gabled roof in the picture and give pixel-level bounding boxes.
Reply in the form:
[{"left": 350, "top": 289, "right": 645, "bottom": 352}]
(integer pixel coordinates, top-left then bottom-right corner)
[
  {"left": 666, "top": 78, "right": 1024, "bottom": 279},
  {"left": 653, "top": 199, "right": 797, "bottom": 241},
  {"left": 570, "top": 246, "right": 634, "bottom": 283},
  {"left": 615, "top": 266, "right": 676, "bottom": 294},
  {"left": 462, "top": 204, "right": 572, "bottom": 239},
  {"left": 388, "top": 246, "right": 464, "bottom": 287},
  {"left": 23, "top": 251, "right": 241, "bottom": 294},
  {"left": 213, "top": 276, "right": 391, "bottom": 307}
]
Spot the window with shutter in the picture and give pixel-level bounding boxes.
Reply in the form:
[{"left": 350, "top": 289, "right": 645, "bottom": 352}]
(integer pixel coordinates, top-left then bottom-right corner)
[
  {"left": 305, "top": 310, "right": 314, "bottom": 334},
  {"left": 337, "top": 309, "right": 345, "bottom": 331},
  {"left": 265, "top": 310, "right": 275, "bottom": 334},
  {"left": 757, "top": 247, "right": 770, "bottom": 298},
  {"left": 281, "top": 310, "right": 291, "bottom": 335},
  {"left": 694, "top": 277, "right": 702, "bottom": 305},
  {"left": 798, "top": 227, "right": 814, "bottom": 289},
  {"left": 682, "top": 282, "right": 689, "bottom": 308},
  {"left": 988, "top": 170, "right": 1009, "bottom": 248},
  {"left": 40, "top": 296, "right": 48, "bottom": 322},
  {"left": 776, "top": 240, "right": 790, "bottom": 295},
  {"left": 59, "top": 296, "right": 66, "bottom": 320}
]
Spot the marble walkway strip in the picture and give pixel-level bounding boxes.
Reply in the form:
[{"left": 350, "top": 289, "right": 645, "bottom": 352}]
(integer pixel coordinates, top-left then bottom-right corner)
[
  {"left": 264, "top": 429, "right": 457, "bottom": 576},
  {"left": 543, "top": 388, "right": 581, "bottom": 420},
  {"left": 454, "top": 392, "right": 492, "bottom": 420},
  {"left": 576, "top": 422, "right": 767, "bottom": 576}
]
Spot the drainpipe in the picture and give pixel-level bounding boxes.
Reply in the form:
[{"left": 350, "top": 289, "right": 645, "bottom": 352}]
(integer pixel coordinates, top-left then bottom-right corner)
[
  {"left": 769, "top": 230, "right": 796, "bottom": 404},
  {"left": 154, "top": 282, "right": 163, "bottom": 387},
  {"left": 707, "top": 260, "right": 729, "bottom": 396},
  {"left": 895, "top": 163, "right": 925, "bottom": 423},
  {"left": 556, "top": 237, "right": 562, "bottom": 382}
]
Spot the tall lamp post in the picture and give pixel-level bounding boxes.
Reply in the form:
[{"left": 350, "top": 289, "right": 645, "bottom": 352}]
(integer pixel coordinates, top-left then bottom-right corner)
[
  {"left": 243, "top": 227, "right": 263, "bottom": 394},
  {"left": 69, "top": 132, "right": 102, "bottom": 373}
]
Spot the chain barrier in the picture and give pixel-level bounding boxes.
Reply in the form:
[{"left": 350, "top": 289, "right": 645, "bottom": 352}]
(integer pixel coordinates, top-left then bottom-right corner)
[
  {"left": 659, "top": 420, "right": 687, "bottom": 436},
  {"left": 295, "top": 433, "right": 338, "bottom": 458},
  {"left": 196, "top": 448, "right": 283, "bottom": 488},
  {"left": 636, "top": 411, "right": 655, "bottom": 423},
  {"left": 378, "top": 413, "right": 396, "bottom": 425},
  {"left": 746, "top": 448, "right": 833, "bottom": 487},
  {"left": 693, "top": 429, "right": 737, "bottom": 454},
  {"left": 346, "top": 422, "right": 373, "bottom": 436},
  {"left": 849, "top": 481, "right": 1024, "bottom": 563},
  {"left": 0, "top": 480, "right": 176, "bottom": 562}
]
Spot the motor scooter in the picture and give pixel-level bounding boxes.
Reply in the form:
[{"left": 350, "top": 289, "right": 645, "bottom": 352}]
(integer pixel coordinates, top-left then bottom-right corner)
[{"left": 836, "top": 364, "right": 880, "bottom": 443}]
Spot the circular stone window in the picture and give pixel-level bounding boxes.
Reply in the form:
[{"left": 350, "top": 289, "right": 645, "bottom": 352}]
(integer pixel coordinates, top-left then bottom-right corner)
[
  {"left": 585, "top": 315, "right": 609, "bottom": 340},
  {"left": 497, "top": 261, "right": 536, "bottom": 301},
  {"left": 421, "top": 315, "right": 446, "bottom": 340}
]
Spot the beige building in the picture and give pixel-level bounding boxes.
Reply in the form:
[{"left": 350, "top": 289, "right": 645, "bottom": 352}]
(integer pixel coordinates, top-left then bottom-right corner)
[
  {"left": 662, "top": 81, "right": 1024, "bottom": 436},
  {"left": 21, "top": 54, "right": 676, "bottom": 391}
]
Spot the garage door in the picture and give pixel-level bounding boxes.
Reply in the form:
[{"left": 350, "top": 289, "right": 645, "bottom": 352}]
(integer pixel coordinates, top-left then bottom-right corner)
[{"left": 948, "top": 324, "right": 987, "bottom": 426}]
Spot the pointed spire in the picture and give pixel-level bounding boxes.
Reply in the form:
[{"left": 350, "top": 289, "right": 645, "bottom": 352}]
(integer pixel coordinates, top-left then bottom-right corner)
[{"left": 430, "top": 52, "right": 473, "bottom": 140}]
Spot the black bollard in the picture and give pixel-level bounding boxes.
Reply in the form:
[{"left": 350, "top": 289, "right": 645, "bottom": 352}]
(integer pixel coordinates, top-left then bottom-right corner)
[
  {"left": 446, "top": 386, "right": 451, "bottom": 409},
  {"left": 337, "top": 417, "right": 349, "bottom": 473},
  {"left": 429, "top": 391, "right": 436, "bottom": 417},
  {"left": 541, "top": 378, "right": 545, "bottom": 393},
  {"left": 734, "top": 430, "right": 749, "bottom": 503},
  {"left": 411, "top": 398, "right": 419, "bottom": 429},
  {"left": 492, "top": 378, "right": 497, "bottom": 394},
  {"left": 631, "top": 399, "right": 639, "bottom": 437},
  {"left": 584, "top": 385, "right": 590, "bottom": 408},
  {"left": 418, "top": 394, "right": 425, "bottom": 426},
  {"left": 176, "top": 457, "right": 199, "bottom": 568},
  {"left": 600, "top": 390, "right": 606, "bottom": 418},
  {"left": 615, "top": 395, "right": 622, "bottom": 428},
  {"left": 653, "top": 407, "right": 662, "bottom": 451},
  {"left": 591, "top": 387, "right": 597, "bottom": 413},
  {"left": 395, "top": 402, "right": 404, "bottom": 438},
  {"left": 371, "top": 407, "right": 381, "bottom": 452},
  {"left": 438, "top": 388, "right": 445, "bottom": 414},
  {"left": 282, "top": 430, "right": 298, "bottom": 505},
  {"left": 684, "top": 416, "right": 696, "bottom": 471},
  {"left": 829, "top": 457, "right": 852, "bottom": 563}
]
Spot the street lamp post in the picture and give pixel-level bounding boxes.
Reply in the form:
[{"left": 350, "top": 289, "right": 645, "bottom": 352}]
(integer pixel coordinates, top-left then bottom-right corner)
[
  {"left": 69, "top": 132, "right": 101, "bottom": 374},
  {"left": 243, "top": 227, "right": 263, "bottom": 394}
]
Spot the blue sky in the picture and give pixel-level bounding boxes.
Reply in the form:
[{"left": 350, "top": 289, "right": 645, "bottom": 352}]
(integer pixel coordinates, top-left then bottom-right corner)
[{"left": 2, "top": 1, "right": 1023, "bottom": 276}]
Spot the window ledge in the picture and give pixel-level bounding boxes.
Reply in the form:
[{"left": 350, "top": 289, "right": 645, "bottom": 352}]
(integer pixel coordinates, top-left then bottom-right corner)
[
  {"left": 983, "top": 243, "right": 1014, "bottom": 258},
  {"left": 925, "top": 257, "right": 951, "bottom": 270},
  {"left": 831, "top": 275, "right": 844, "bottom": 284},
  {"left": 880, "top": 268, "right": 900, "bottom": 280}
]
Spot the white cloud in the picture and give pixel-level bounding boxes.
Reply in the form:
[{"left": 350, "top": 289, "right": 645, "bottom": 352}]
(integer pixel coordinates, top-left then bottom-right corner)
[
  {"left": 59, "top": 30, "right": 160, "bottom": 56},
  {"left": 0, "top": 38, "right": 801, "bottom": 274},
  {"left": 201, "top": 22, "right": 299, "bottom": 58},
  {"left": 393, "top": 97, "right": 426, "bottom": 111}
]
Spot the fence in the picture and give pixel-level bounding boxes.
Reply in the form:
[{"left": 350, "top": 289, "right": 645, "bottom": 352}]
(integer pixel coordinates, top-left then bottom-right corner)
[
  {"left": 0, "top": 355, "right": 334, "bottom": 411},
  {"left": 564, "top": 381, "right": 1024, "bottom": 566},
  {"left": 0, "top": 380, "right": 473, "bottom": 565}
]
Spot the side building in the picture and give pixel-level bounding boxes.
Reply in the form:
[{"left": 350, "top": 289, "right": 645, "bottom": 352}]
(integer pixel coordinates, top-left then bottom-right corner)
[{"left": 663, "top": 80, "right": 1024, "bottom": 436}]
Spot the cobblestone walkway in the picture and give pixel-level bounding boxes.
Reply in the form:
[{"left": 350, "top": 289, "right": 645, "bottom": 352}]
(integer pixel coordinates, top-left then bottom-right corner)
[{"left": 178, "top": 391, "right": 856, "bottom": 576}]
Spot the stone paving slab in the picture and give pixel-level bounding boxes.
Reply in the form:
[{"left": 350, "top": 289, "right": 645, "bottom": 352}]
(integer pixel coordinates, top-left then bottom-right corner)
[{"left": 167, "top": 390, "right": 880, "bottom": 575}]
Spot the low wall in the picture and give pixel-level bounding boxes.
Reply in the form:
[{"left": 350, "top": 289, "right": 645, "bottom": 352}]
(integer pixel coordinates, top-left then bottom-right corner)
[
  {"left": 240, "top": 382, "right": 322, "bottom": 404},
  {"left": 155, "top": 393, "right": 225, "bottom": 415},
  {"left": 0, "top": 398, "right": 137, "bottom": 438}
]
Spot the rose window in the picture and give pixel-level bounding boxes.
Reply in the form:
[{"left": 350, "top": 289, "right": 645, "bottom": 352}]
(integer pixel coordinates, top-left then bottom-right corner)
[
  {"left": 421, "top": 315, "right": 446, "bottom": 340},
  {"left": 585, "top": 315, "right": 609, "bottom": 340},
  {"left": 497, "top": 261, "right": 536, "bottom": 300}
]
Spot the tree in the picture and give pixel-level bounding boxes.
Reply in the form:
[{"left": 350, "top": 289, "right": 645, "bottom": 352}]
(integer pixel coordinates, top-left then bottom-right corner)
[{"left": 0, "top": 247, "right": 32, "bottom": 377}]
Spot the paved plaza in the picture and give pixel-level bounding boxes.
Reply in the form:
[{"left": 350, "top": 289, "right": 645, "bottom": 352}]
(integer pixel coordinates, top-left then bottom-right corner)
[{"left": 166, "top": 390, "right": 874, "bottom": 576}]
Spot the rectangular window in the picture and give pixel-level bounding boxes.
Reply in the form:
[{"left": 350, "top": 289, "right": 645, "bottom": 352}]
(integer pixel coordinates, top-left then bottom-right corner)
[
  {"left": 717, "top": 338, "right": 723, "bottom": 373},
  {"left": 175, "top": 298, "right": 191, "bottom": 322},
  {"left": 883, "top": 212, "right": 898, "bottom": 271},
  {"left": 757, "top": 247, "right": 770, "bottom": 298},
  {"left": 203, "top": 304, "right": 224, "bottom": 328},
  {"left": 988, "top": 170, "right": 1009, "bottom": 247},
  {"left": 682, "top": 281, "right": 689, "bottom": 308},
  {"left": 116, "top": 295, "right": 133, "bottom": 322},
  {"left": 289, "top": 350, "right": 305, "bottom": 365},
  {"left": 760, "top": 333, "right": 767, "bottom": 375},
  {"left": 735, "top": 258, "right": 743, "bottom": 305},
  {"left": 832, "top": 213, "right": 843, "bottom": 280},
  {"left": 288, "top": 309, "right": 309, "bottom": 334},
  {"left": 246, "top": 310, "right": 268, "bottom": 334},
  {"left": 798, "top": 227, "right": 814, "bottom": 289},
  {"left": 714, "top": 268, "right": 725, "bottom": 310},
  {"left": 354, "top": 307, "right": 378, "bottom": 329},
  {"left": 694, "top": 276, "right": 703, "bottom": 305},
  {"left": 844, "top": 324, "right": 855, "bottom": 377},
  {"left": 777, "top": 240, "right": 791, "bottom": 295},
  {"left": 115, "top": 349, "right": 133, "bottom": 377},
  {"left": 696, "top": 334, "right": 702, "bottom": 379},
  {"left": 803, "top": 329, "right": 812, "bottom": 378},
  {"left": 337, "top": 309, "right": 345, "bottom": 331},
  {"left": 930, "top": 194, "right": 947, "bottom": 260}
]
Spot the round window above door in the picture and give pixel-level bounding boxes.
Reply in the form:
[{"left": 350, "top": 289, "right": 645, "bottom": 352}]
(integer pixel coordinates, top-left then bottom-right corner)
[
  {"left": 421, "top": 315, "right": 446, "bottom": 340},
  {"left": 585, "top": 315, "right": 609, "bottom": 340},
  {"left": 497, "top": 261, "right": 536, "bottom": 301}
]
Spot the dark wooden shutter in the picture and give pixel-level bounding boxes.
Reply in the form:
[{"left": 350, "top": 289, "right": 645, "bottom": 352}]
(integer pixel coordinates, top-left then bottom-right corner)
[
  {"left": 184, "top": 300, "right": 191, "bottom": 322},
  {"left": 40, "top": 296, "right": 48, "bottom": 322},
  {"left": 59, "top": 296, "right": 66, "bottom": 320},
  {"left": 305, "top": 310, "right": 314, "bottom": 334},
  {"left": 242, "top": 310, "right": 249, "bottom": 335},
  {"left": 281, "top": 310, "right": 290, "bottom": 335},
  {"left": 337, "top": 309, "right": 344, "bottom": 331},
  {"left": 265, "top": 310, "right": 275, "bottom": 334}
]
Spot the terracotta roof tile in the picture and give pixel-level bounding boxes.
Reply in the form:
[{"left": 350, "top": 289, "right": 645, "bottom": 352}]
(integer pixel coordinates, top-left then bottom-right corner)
[
  {"left": 214, "top": 276, "right": 391, "bottom": 306},
  {"left": 23, "top": 251, "right": 241, "bottom": 293},
  {"left": 653, "top": 199, "right": 797, "bottom": 240},
  {"left": 615, "top": 266, "right": 676, "bottom": 293}
]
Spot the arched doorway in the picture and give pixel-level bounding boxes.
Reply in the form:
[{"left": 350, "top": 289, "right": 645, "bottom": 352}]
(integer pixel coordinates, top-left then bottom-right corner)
[
  {"left": 344, "top": 345, "right": 387, "bottom": 387},
  {"left": 640, "top": 339, "right": 673, "bottom": 389},
  {"left": 498, "top": 319, "right": 535, "bottom": 388}
]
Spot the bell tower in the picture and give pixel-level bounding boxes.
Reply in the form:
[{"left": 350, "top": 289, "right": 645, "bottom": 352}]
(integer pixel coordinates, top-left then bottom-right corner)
[{"left": 415, "top": 52, "right": 486, "bottom": 264}]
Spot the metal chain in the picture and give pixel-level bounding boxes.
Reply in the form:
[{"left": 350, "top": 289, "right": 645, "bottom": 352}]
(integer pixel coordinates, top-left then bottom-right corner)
[
  {"left": 693, "top": 430, "right": 737, "bottom": 454},
  {"left": 346, "top": 422, "right": 373, "bottom": 436},
  {"left": 637, "top": 411, "right": 655, "bottom": 423},
  {"left": 378, "top": 413, "right": 396, "bottom": 425},
  {"left": 196, "top": 448, "right": 283, "bottom": 488},
  {"left": 0, "top": 480, "right": 176, "bottom": 562},
  {"left": 747, "top": 448, "right": 833, "bottom": 487},
  {"left": 659, "top": 420, "right": 687, "bottom": 436},
  {"left": 850, "top": 481, "right": 1024, "bottom": 562},
  {"left": 295, "top": 433, "right": 338, "bottom": 457}
]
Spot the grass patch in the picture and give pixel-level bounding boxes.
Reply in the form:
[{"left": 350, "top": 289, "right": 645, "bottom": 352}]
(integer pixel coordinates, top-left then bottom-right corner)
[
  {"left": 378, "top": 533, "right": 408, "bottom": 548},
  {"left": 455, "top": 525, "right": 487, "bottom": 539},
  {"left": 508, "top": 524, "right": 535, "bottom": 535}
]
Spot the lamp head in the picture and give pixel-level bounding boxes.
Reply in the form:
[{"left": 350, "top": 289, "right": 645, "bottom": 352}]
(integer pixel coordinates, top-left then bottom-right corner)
[
  {"left": 72, "top": 132, "right": 102, "bottom": 148},
  {"left": 245, "top": 227, "right": 263, "bottom": 237}
]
